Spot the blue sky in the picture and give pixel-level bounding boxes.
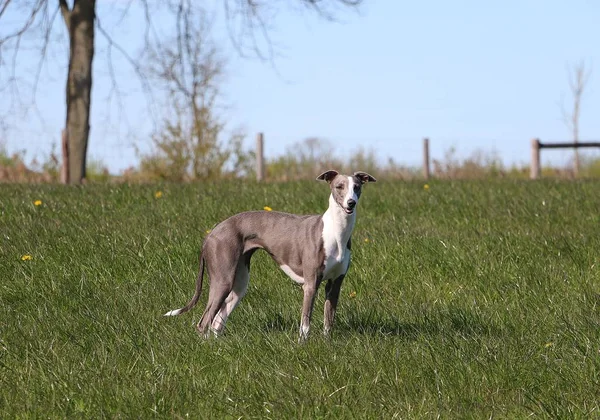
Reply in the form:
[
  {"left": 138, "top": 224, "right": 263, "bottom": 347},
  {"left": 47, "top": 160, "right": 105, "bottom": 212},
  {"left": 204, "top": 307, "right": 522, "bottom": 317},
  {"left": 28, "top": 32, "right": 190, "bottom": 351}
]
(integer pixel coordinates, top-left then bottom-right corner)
[{"left": 1, "top": 0, "right": 599, "bottom": 173}]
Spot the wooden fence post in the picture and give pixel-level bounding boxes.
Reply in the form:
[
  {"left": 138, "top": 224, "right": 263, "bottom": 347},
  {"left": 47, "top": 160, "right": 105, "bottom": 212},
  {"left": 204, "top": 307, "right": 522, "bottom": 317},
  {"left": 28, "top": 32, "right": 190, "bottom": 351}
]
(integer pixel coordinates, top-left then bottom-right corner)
[
  {"left": 61, "top": 129, "right": 70, "bottom": 184},
  {"left": 423, "top": 137, "right": 430, "bottom": 180},
  {"left": 256, "top": 132, "right": 265, "bottom": 182},
  {"left": 530, "top": 138, "right": 540, "bottom": 180}
]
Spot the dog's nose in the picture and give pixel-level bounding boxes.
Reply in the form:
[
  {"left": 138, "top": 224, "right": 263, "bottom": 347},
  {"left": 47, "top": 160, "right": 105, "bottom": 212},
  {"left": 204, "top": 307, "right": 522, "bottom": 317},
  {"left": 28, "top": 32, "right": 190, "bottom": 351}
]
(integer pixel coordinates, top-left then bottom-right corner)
[{"left": 347, "top": 199, "right": 356, "bottom": 209}]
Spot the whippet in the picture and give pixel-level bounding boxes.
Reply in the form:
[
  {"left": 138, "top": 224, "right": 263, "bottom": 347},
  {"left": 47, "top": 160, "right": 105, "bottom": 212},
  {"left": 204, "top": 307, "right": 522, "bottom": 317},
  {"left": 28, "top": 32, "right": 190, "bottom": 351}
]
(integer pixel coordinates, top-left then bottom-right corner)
[{"left": 164, "top": 170, "right": 376, "bottom": 341}]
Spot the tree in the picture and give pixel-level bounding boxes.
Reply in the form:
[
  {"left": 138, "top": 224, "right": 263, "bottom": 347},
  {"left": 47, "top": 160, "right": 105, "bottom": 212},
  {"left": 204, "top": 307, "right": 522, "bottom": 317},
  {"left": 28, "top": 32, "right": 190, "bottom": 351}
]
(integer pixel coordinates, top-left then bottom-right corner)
[
  {"left": 0, "top": 0, "right": 95, "bottom": 184},
  {"left": 562, "top": 60, "right": 591, "bottom": 177},
  {"left": 138, "top": 10, "right": 251, "bottom": 181},
  {"left": 0, "top": 0, "right": 363, "bottom": 184},
  {"left": 60, "top": 0, "right": 95, "bottom": 184}
]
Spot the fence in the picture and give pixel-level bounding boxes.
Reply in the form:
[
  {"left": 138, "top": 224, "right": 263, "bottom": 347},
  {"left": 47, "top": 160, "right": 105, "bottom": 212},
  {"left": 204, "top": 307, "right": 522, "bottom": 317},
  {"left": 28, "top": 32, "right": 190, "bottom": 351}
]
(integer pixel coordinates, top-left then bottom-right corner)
[
  {"left": 530, "top": 139, "right": 600, "bottom": 179},
  {"left": 252, "top": 135, "right": 600, "bottom": 182},
  {"left": 16, "top": 132, "right": 600, "bottom": 183},
  {"left": 254, "top": 135, "right": 432, "bottom": 182}
]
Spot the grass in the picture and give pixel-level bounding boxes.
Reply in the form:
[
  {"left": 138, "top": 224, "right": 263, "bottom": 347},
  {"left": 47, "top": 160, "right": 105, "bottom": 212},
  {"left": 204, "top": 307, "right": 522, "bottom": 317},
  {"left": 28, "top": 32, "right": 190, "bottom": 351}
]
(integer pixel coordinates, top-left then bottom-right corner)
[{"left": 1, "top": 179, "right": 600, "bottom": 418}]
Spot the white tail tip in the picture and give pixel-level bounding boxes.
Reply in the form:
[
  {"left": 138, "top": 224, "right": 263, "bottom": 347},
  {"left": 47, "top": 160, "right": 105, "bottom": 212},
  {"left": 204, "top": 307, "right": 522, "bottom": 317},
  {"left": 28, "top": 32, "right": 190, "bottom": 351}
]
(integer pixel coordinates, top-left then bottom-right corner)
[{"left": 164, "top": 308, "right": 183, "bottom": 317}]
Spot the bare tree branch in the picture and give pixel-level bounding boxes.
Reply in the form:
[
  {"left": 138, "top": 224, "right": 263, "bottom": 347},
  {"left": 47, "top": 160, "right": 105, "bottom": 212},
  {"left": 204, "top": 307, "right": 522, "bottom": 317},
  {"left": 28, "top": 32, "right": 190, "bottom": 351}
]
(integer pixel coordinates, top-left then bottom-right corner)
[
  {"left": 0, "top": 0, "right": 55, "bottom": 112},
  {"left": 32, "top": 3, "right": 59, "bottom": 103},
  {"left": 58, "top": 0, "right": 70, "bottom": 28},
  {"left": 95, "top": 15, "right": 157, "bottom": 109},
  {"left": 0, "top": 0, "right": 45, "bottom": 47},
  {"left": 223, "top": 0, "right": 276, "bottom": 61},
  {"left": 112, "top": 0, "right": 135, "bottom": 27},
  {"left": 0, "top": 0, "right": 13, "bottom": 19},
  {"left": 222, "top": 0, "right": 363, "bottom": 62}
]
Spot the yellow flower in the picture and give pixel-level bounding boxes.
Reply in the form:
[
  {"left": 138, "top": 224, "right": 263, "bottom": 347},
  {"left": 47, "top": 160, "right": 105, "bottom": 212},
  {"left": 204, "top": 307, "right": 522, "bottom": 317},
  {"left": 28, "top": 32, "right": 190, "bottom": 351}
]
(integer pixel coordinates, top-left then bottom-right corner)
[
  {"left": 349, "top": 291, "right": 357, "bottom": 298},
  {"left": 263, "top": 206, "right": 272, "bottom": 212},
  {"left": 21, "top": 255, "right": 32, "bottom": 261},
  {"left": 423, "top": 184, "right": 430, "bottom": 191},
  {"left": 34, "top": 200, "right": 42, "bottom": 206},
  {"left": 544, "top": 342, "right": 554, "bottom": 348},
  {"left": 154, "top": 191, "right": 163, "bottom": 199},
  {"left": 206, "top": 229, "right": 211, "bottom": 234},
  {"left": 364, "top": 238, "right": 370, "bottom": 243}
]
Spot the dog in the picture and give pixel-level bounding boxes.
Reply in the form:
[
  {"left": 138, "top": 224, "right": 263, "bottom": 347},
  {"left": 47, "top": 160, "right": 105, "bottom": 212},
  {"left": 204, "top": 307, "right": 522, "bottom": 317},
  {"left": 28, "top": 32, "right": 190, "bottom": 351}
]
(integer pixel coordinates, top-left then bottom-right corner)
[{"left": 164, "top": 170, "right": 376, "bottom": 341}]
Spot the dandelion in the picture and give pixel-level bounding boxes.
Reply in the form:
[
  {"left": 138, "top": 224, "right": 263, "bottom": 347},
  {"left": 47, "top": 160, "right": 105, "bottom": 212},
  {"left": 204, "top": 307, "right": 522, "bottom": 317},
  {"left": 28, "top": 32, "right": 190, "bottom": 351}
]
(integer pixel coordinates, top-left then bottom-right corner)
[
  {"left": 364, "top": 238, "right": 370, "bottom": 243},
  {"left": 21, "top": 255, "right": 32, "bottom": 261},
  {"left": 206, "top": 229, "right": 211, "bottom": 234},
  {"left": 423, "top": 184, "right": 430, "bottom": 191},
  {"left": 544, "top": 342, "right": 554, "bottom": 348},
  {"left": 154, "top": 191, "right": 163, "bottom": 199},
  {"left": 34, "top": 200, "right": 42, "bottom": 206},
  {"left": 263, "top": 206, "right": 272, "bottom": 212},
  {"left": 349, "top": 291, "right": 357, "bottom": 298}
]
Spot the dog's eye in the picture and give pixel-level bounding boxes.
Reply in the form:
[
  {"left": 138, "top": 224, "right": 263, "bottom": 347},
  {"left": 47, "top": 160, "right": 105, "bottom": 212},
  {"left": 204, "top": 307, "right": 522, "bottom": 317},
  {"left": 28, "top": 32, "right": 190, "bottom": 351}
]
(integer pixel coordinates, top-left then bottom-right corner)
[
  {"left": 336, "top": 184, "right": 343, "bottom": 190},
  {"left": 354, "top": 185, "right": 360, "bottom": 192}
]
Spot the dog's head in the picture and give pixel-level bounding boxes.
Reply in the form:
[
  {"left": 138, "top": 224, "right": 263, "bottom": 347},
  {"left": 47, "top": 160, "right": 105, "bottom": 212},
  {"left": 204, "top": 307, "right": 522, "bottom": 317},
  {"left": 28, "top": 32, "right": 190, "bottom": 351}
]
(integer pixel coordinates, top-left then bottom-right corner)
[{"left": 317, "top": 170, "right": 377, "bottom": 215}]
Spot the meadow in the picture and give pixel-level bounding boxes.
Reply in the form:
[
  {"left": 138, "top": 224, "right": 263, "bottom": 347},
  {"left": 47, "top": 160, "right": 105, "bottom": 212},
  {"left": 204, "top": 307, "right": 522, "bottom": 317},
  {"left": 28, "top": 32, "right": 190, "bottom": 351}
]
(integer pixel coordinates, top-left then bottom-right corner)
[{"left": 1, "top": 179, "right": 600, "bottom": 418}]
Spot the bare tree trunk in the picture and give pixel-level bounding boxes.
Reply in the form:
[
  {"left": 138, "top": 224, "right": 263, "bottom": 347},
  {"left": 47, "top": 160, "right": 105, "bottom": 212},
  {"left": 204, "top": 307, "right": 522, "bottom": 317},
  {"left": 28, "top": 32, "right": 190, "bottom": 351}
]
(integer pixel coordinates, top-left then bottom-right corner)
[
  {"left": 574, "top": 141, "right": 580, "bottom": 176},
  {"left": 573, "top": 85, "right": 580, "bottom": 176},
  {"left": 61, "top": 129, "right": 70, "bottom": 184},
  {"left": 564, "top": 61, "right": 590, "bottom": 178},
  {"left": 61, "top": 0, "right": 96, "bottom": 184}
]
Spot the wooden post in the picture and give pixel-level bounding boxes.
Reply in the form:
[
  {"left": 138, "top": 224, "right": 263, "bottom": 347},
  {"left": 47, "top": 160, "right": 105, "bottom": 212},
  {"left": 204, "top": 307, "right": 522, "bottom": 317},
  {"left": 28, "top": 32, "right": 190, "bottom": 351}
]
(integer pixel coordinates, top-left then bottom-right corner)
[
  {"left": 60, "top": 129, "right": 70, "bottom": 184},
  {"left": 256, "top": 132, "right": 265, "bottom": 182},
  {"left": 423, "top": 137, "right": 430, "bottom": 180},
  {"left": 530, "top": 138, "right": 540, "bottom": 180}
]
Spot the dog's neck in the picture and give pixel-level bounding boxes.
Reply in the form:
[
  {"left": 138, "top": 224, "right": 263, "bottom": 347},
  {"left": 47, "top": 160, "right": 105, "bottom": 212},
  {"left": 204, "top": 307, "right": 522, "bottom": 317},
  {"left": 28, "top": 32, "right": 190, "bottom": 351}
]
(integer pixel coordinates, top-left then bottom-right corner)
[{"left": 322, "top": 194, "right": 356, "bottom": 262}]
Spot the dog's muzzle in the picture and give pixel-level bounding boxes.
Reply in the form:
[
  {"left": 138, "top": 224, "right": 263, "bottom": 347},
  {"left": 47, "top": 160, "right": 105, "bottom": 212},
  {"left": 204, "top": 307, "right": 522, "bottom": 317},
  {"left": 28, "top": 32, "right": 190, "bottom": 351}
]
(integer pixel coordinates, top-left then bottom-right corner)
[{"left": 344, "top": 199, "right": 356, "bottom": 214}]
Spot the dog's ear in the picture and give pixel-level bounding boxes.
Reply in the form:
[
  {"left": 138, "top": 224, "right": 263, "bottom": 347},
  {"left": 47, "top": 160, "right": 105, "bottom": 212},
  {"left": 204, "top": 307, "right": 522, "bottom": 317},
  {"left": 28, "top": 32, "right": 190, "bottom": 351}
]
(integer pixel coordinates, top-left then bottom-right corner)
[
  {"left": 354, "top": 171, "right": 377, "bottom": 184},
  {"left": 316, "top": 170, "right": 339, "bottom": 183}
]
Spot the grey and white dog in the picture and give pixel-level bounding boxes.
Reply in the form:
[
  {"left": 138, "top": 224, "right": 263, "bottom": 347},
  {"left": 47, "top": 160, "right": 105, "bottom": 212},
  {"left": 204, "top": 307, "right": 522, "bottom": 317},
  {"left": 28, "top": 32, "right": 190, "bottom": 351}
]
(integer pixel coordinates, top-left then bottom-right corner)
[{"left": 164, "top": 170, "right": 376, "bottom": 341}]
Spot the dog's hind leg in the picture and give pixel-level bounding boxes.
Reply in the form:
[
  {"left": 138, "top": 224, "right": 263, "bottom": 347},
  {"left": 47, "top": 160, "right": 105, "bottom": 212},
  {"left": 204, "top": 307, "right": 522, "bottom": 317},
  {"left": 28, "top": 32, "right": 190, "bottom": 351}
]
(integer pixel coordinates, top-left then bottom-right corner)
[
  {"left": 196, "top": 253, "right": 240, "bottom": 337},
  {"left": 196, "top": 281, "right": 235, "bottom": 337},
  {"left": 210, "top": 256, "right": 250, "bottom": 334}
]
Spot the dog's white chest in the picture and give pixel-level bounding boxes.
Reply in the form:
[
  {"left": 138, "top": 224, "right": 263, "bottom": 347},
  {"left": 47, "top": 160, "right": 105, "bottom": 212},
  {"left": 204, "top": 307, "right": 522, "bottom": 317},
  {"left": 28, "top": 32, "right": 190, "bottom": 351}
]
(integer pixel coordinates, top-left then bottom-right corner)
[
  {"left": 321, "top": 209, "right": 353, "bottom": 280},
  {"left": 322, "top": 247, "right": 350, "bottom": 281}
]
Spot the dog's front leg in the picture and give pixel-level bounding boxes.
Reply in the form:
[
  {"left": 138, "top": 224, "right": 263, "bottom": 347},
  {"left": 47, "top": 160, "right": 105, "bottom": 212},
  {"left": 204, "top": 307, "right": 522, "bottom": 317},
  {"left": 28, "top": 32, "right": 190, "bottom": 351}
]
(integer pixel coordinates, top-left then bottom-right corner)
[
  {"left": 299, "top": 272, "right": 321, "bottom": 343},
  {"left": 324, "top": 274, "right": 345, "bottom": 337}
]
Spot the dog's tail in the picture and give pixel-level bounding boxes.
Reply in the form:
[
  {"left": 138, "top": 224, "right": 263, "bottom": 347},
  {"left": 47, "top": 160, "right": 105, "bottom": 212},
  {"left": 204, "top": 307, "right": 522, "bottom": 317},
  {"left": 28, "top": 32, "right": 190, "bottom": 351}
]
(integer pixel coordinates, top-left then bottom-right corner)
[{"left": 164, "top": 253, "right": 205, "bottom": 317}]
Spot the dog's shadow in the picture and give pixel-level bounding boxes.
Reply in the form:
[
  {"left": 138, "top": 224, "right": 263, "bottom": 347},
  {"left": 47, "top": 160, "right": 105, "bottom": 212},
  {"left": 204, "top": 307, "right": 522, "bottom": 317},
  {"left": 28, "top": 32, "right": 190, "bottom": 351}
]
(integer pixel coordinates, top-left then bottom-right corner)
[{"left": 260, "top": 306, "right": 500, "bottom": 340}]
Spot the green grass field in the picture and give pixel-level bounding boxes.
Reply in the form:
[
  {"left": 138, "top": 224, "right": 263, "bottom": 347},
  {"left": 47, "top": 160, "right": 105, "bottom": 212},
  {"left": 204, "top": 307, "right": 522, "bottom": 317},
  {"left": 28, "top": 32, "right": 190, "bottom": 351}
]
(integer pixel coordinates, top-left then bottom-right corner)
[{"left": 2, "top": 179, "right": 600, "bottom": 418}]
